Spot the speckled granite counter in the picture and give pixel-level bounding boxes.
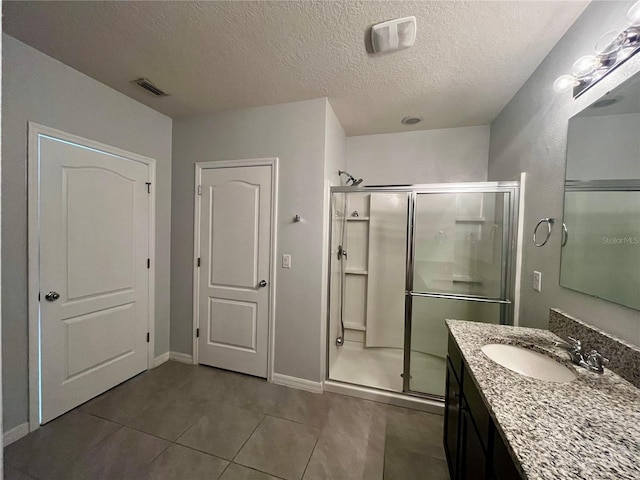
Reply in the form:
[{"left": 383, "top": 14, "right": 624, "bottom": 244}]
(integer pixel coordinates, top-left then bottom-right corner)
[{"left": 446, "top": 319, "right": 640, "bottom": 480}]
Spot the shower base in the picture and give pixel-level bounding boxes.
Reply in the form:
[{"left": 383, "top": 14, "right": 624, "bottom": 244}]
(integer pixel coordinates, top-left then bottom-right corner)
[{"left": 329, "top": 340, "right": 446, "bottom": 396}]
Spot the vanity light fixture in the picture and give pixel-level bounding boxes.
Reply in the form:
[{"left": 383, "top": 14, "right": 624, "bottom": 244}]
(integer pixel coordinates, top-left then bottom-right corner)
[{"left": 553, "top": 0, "right": 640, "bottom": 96}]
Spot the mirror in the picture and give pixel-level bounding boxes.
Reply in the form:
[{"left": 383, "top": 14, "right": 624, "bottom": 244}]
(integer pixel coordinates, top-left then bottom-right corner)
[{"left": 561, "top": 71, "right": 640, "bottom": 310}]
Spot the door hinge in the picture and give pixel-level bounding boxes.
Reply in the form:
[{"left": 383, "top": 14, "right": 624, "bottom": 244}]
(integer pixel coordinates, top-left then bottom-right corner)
[
  {"left": 146, "top": 182, "right": 151, "bottom": 194},
  {"left": 196, "top": 328, "right": 200, "bottom": 338},
  {"left": 146, "top": 332, "right": 150, "bottom": 343},
  {"left": 197, "top": 257, "right": 201, "bottom": 267},
  {"left": 38, "top": 292, "right": 41, "bottom": 302},
  {"left": 197, "top": 185, "right": 202, "bottom": 195},
  {"left": 147, "top": 258, "right": 151, "bottom": 269}
]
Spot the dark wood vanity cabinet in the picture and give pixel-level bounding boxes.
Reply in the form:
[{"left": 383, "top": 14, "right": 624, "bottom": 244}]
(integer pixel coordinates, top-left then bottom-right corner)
[{"left": 444, "top": 334, "right": 523, "bottom": 480}]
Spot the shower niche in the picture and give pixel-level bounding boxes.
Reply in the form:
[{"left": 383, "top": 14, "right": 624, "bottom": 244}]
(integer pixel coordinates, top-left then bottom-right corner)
[{"left": 327, "top": 183, "right": 519, "bottom": 400}]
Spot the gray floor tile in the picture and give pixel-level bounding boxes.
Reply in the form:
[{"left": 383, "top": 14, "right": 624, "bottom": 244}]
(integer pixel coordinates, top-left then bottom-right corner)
[
  {"left": 235, "top": 416, "right": 320, "bottom": 480},
  {"left": 62, "top": 426, "right": 170, "bottom": 480},
  {"left": 177, "top": 402, "right": 264, "bottom": 460},
  {"left": 220, "top": 463, "right": 282, "bottom": 480},
  {"left": 265, "top": 387, "right": 330, "bottom": 427},
  {"left": 126, "top": 395, "right": 208, "bottom": 441},
  {"left": 3, "top": 363, "right": 447, "bottom": 480},
  {"left": 381, "top": 406, "right": 445, "bottom": 460},
  {"left": 175, "top": 366, "right": 245, "bottom": 404},
  {"left": 4, "top": 466, "right": 37, "bottom": 480},
  {"left": 141, "top": 361, "right": 200, "bottom": 390},
  {"left": 228, "top": 374, "right": 288, "bottom": 413},
  {"left": 80, "top": 361, "right": 195, "bottom": 423},
  {"left": 139, "top": 444, "right": 229, "bottom": 480},
  {"left": 324, "top": 394, "right": 386, "bottom": 447},
  {"left": 303, "top": 429, "right": 384, "bottom": 480},
  {"left": 80, "top": 379, "right": 163, "bottom": 424},
  {"left": 4, "top": 410, "right": 120, "bottom": 478},
  {"left": 383, "top": 448, "right": 449, "bottom": 480}
]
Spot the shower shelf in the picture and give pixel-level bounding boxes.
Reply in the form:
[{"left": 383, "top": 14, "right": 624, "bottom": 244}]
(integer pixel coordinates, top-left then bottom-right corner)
[
  {"left": 455, "top": 217, "right": 485, "bottom": 223},
  {"left": 344, "top": 322, "right": 366, "bottom": 331},
  {"left": 345, "top": 269, "right": 368, "bottom": 275},
  {"left": 346, "top": 217, "right": 370, "bottom": 221}
]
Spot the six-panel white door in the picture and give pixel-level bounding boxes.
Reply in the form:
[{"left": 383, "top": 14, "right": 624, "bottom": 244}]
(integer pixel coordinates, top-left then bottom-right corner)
[
  {"left": 198, "top": 165, "right": 272, "bottom": 378},
  {"left": 39, "top": 135, "right": 150, "bottom": 424}
]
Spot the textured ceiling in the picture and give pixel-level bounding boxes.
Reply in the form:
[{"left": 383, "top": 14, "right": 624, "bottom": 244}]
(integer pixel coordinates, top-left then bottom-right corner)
[{"left": 3, "top": 1, "right": 589, "bottom": 136}]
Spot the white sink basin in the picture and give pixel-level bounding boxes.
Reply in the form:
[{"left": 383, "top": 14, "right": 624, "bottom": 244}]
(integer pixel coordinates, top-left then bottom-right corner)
[{"left": 481, "top": 344, "right": 577, "bottom": 383}]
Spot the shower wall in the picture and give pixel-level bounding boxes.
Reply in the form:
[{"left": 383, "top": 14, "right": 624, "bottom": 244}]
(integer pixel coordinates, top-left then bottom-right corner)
[
  {"left": 331, "top": 193, "right": 408, "bottom": 346},
  {"left": 328, "top": 192, "right": 408, "bottom": 392}
]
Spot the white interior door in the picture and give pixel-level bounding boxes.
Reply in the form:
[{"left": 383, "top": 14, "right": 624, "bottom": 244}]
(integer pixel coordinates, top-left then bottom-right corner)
[
  {"left": 197, "top": 165, "right": 272, "bottom": 378},
  {"left": 38, "top": 135, "right": 151, "bottom": 424}
]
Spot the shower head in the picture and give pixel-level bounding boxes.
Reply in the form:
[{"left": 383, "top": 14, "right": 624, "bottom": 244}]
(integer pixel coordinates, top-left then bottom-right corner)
[{"left": 338, "top": 170, "right": 364, "bottom": 187}]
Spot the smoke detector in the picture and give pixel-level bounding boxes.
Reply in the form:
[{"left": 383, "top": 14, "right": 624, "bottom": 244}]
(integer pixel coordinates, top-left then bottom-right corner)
[
  {"left": 401, "top": 115, "right": 423, "bottom": 125},
  {"left": 131, "top": 78, "right": 169, "bottom": 97},
  {"left": 370, "top": 16, "right": 417, "bottom": 54}
]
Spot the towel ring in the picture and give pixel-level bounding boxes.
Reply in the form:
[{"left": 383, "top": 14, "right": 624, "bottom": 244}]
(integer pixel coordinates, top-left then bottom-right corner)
[{"left": 533, "top": 218, "right": 555, "bottom": 247}]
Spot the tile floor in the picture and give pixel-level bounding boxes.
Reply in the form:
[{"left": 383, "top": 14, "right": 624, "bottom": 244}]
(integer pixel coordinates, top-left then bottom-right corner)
[{"left": 4, "top": 361, "right": 449, "bottom": 480}]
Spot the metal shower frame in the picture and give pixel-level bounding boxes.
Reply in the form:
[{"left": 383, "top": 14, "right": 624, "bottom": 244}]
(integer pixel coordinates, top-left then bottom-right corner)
[{"left": 325, "top": 181, "right": 520, "bottom": 400}]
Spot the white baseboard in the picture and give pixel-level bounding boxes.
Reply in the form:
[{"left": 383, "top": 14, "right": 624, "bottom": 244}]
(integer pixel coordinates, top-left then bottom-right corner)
[
  {"left": 272, "top": 373, "right": 323, "bottom": 394},
  {"left": 169, "top": 351, "right": 194, "bottom": 364},
  {"left": 153, "top": 352, "right": 170, "bottom": 368},
  {"left": 4, "top": 422, "right": 30, "bottom": 447}
]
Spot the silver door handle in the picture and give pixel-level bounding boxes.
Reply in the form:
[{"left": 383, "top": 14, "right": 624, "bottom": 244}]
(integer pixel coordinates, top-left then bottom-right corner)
[
  {"left": 258, "top": 280, "right": 268, "bottom": 288},
  {"left": 45, "top": 291, "right": 60, "bottom": 302}
]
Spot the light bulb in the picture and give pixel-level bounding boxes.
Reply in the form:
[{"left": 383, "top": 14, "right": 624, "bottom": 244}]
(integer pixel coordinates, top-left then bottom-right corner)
[
  {"left": 571, "top": 55, "right": 599, "bottom": 78},
  {"left": 553, "top": 75, "right": 577, "bottom": 93},
  {"left": 627, "top": 0, "right": 640, "bottom": 26},
  {"left": 595, "top": 30, "right": 622, "bottom": 55}
]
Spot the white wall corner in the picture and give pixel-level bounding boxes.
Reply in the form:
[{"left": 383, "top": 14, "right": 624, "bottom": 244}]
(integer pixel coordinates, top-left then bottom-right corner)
[
  {"left": 153, "top": 352, "right": 170, "bottom": 368},
  {"left": 272, "top": 373, "right": 324, "bottom": 394},
  {"left": 513, "top": 171, "right": 527, "bottom": 327},
  {"left": 169, "top": 351, "right": 194, "bottom": 364},
  {"left": 3, "top": 422, "right": 30, "bottom": 447}
]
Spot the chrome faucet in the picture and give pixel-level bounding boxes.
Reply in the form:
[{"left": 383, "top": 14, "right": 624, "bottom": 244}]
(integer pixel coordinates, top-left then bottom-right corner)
[{"left": 554, "top": 337, "right": 609, "bottom": 374}]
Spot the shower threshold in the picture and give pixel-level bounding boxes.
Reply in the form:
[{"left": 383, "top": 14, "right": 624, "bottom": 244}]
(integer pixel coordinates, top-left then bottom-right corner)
[{"left": 323, "top": 379, "right": 444, "bottom": 415}]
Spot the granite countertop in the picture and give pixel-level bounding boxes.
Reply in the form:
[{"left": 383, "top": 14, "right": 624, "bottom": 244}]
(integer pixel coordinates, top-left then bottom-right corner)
[{"left": 446, "top": 319, "right": 640, "bottom": 480}]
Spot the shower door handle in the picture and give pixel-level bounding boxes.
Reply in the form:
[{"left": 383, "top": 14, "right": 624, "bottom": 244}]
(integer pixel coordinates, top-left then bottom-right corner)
[{"left": 258, "top": 280, "right": 268, "bottom": 288}]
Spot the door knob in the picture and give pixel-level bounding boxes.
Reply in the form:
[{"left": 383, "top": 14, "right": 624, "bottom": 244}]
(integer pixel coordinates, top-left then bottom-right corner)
[
  {"left": 45, "top": 291, "right": 60, "bottom": 302},
  {"left": 258, "top": 280, "right": 268, "bottom": 288}
]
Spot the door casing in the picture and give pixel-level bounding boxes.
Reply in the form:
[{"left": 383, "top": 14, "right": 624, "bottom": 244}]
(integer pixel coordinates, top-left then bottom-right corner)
[
  {"left": 192, "top": 158, "right": 278, "bottom": 382},
  {"left": 27, "top": 122, "right": 157, "bottom": 432}
]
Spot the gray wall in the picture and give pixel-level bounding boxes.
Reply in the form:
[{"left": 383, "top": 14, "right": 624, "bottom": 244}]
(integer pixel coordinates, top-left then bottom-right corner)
[
  {"left": 488, "top": 1, "right": 640, "bottom": 345},
  {"left": 2, "top": 35, "right": 173, "bottom": 431},
  {"left": 346, "top": 125, "right": 490, "bottom": 185},
  {"left": 171, "top": 98, "right": 329, "bottom": 382}
]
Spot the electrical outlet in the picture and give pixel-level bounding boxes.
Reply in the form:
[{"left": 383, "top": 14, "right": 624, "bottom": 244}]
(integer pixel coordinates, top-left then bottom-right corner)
[
  {"left": 533, "top": 271, "right": 542, "bottom": 292},
  {"left": 282, "top": 254, "right": 292, "bottom": 269}
]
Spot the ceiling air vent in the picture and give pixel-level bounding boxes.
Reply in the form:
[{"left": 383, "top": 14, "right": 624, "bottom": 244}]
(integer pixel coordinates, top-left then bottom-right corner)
[{"left": 131, "top": 78, "right": 169, "bottom": 97}]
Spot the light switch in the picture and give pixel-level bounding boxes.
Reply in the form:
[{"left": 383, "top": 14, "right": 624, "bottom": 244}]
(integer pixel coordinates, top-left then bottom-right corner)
[
  {"left": 533, "top": 271, "right": 542, "bottom": 292},
  {"left": 282, "top": 254, "right": 292, "bottom": 269}
]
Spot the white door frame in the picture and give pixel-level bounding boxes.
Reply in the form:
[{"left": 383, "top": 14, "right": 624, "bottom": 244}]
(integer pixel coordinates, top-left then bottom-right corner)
[
  {"left": 193, "top": 158, "right": 278, "bottom": 382},
  {"left": 27, "top": 122, "right": 157, "bottom": 431}
]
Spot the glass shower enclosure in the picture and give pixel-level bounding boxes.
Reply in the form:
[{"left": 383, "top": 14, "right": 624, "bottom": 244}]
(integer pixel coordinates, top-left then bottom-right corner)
[{"left": 327, "top": 182, "right": 519, "bottom": 399}]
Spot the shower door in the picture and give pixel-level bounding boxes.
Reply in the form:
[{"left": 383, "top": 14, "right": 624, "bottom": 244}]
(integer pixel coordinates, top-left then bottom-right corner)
[
  {"left": 405, "top": 188, "right": 515, "bottom": 397},
  {"left": 326, "top": 183, "right": 518, "bottom": 399}
]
